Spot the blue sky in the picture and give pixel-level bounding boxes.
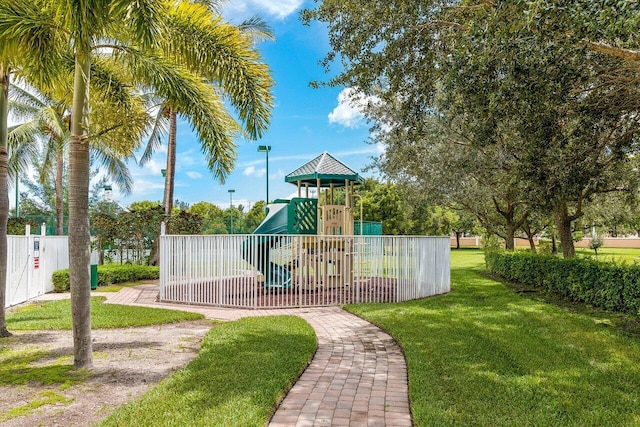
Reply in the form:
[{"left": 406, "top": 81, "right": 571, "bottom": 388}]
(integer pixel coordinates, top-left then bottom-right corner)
[{"left": 117, "top": 0, "right": 380, "bottom": 210}]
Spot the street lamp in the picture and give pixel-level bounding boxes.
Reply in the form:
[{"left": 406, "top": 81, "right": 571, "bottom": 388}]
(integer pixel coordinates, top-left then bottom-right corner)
[
  {"left": 104, "top": 184, "right": 113, "bottom": 214},
  {"left": 228, "top": 189, "right": 235, "bottom": 233},
  {"left": 257, "top": 145, "right": 271, "bottom": 208}
]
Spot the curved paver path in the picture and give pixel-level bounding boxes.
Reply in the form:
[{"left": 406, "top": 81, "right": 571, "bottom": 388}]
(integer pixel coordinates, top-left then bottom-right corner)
[
  {"left": 35, "top": 286, "right": 413, "bottom": 426},
  {"left": 270, "top": 308, "right": 411, "bottom": 427}
]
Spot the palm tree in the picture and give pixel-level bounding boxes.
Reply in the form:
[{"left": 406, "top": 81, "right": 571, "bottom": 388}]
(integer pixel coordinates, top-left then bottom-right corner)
[
  {"left": 0, "top": 0, "right": 156, "bottom": 365},
  {"left": 8, "top": 85, "right": 136, "bottom": 235},
  {"left": 0, "top": 0, "right": 273, "bottom": 367},
  {"left": 0, "top": 2, "right": 64, "bottom": 338},
  {"left": 140, "top": 4, "right": 274, "bottom": 218}
]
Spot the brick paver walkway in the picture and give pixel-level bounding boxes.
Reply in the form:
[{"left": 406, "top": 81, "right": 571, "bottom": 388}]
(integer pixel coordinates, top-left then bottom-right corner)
[
  {"left": 33, "top": 285, "right": 412, "bottom": 426},
  {"left": 270, "top": 310, "right": 411, "bottom": 427}
]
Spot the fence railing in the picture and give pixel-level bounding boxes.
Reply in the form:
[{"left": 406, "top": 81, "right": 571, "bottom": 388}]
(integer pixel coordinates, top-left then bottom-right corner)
[{"left": 160, "top": 234, "right": 450, "bottom": 309}]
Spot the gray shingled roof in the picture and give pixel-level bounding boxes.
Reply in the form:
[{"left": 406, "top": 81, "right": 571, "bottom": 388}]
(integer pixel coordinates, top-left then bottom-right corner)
[{"left": 285, "top": 152, "right": 364, "bottom": 187}]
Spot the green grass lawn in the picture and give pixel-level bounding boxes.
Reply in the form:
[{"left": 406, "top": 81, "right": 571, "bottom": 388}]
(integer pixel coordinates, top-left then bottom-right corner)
[
  {"left": 7, "top": 297, "right": 203, "bottom": 329},
  {"left": 346, "top": 248, "right": 640, "bottom": 426},
  {"left": 575, "top": 247, "right": 640, "bottom": 263},
  {"left": 98, "top": 316, "right": 316, "bottom": 427}
]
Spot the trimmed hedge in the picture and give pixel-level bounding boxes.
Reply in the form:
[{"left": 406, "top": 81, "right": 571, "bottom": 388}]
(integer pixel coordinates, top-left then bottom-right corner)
[
  {"left": 486, "top": 251, "right": 640, "bottom": 315},
  {"left": 52, "top": 264, "right": 160, "bottom": 292}
]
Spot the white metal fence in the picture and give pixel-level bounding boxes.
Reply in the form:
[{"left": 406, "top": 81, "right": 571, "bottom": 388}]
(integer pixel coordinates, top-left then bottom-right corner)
[
  {"left": 160, "top": 234, "right": 450, "bottom": 309},
  {"left": 5, "top": 225, "right": 99, "bottom": 308}
]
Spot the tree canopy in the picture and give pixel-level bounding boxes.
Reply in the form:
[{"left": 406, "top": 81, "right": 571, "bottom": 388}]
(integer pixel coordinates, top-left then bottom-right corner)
[{"left": 305, "top": 0, "right": 640, "bottom": 257}]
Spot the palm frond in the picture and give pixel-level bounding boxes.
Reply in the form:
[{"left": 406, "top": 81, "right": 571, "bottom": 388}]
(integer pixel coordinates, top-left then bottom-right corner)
[
  {"left": 0, "top": 0, "right": 66, "bottom": 88},
  {"left": 87, "top": 55, "right": 151, "bottom": 155},
  {"left": 238, "top": 16, "right": 274, "bottom": 43},
  {"left": 139, "top": 105, "right": 169, "bottom": 166},
  {"left": 110, "top": 0, "right": 168, "bottom": 48},
  {"left": 7, "top": 100, "right": 40, "bottom": 123},
  {"left": 90, "top": 55, "right": 137, "bottom": 110},
  {"left": 119, "top": 46, "right": 240, "bottom": 180},
  {"left": 163, "top": 4, "right": 274, "bottom": 139},
  {"left": 39, "top": 135, "right": 65, "bottom": 185},
  {"left": 37, "top": 106, "right": 68, "bottom": 140},
  {"left": 90, "top": 145, "right": 134, "bottom": 195},
  {"left": 8, "top": 120, "right": 42, "bottom": 147},
  {"left": 7, "top": 124, "right": 40, "bottom": 179},
  {"left": 192, "top": 0, "right": 227, "bottom": 14},
  {"left": 8, "top": 84, "right": 47, "bottom": 108}
]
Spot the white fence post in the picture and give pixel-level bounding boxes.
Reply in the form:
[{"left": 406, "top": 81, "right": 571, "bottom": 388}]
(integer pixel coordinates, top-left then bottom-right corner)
[{"left": 159, "top": 222, "right": 166, "bottom": 302}]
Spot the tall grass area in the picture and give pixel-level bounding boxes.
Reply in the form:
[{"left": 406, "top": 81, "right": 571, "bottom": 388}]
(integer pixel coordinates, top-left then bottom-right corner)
[
  {"left": 347, "top": 249, "right": 640, "bottom": 426},
  {"left": 99, "top": 316, "right": 316, "bottom": 427}
]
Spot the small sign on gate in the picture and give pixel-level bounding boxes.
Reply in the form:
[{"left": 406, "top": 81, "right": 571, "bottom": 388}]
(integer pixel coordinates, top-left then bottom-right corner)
[{"left": 34, "top": 237, "right": 40, "bottom": 269}]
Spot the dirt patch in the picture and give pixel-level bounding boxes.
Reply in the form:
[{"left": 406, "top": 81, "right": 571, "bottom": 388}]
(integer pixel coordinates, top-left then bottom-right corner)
[{"left": 0, "top": 320, "right": 214, "bottom": 426}]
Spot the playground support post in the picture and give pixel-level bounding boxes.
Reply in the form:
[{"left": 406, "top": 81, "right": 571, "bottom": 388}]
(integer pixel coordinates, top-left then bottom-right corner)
[
  {"left": 353, "top": 194, "right": 363, "bottom": 235},
  {"left": 258, "top": 145, "right": 271, "bottom": 210}
]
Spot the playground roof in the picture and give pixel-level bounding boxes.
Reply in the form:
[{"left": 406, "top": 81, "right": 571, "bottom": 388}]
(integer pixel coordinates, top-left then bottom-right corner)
[{"left": 285, "top": 152, "right": 364, "bottom": 187}]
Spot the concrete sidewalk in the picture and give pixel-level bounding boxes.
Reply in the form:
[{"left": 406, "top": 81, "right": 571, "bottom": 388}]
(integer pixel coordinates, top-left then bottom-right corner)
[{"left": 35, "top": 286, "right": 413, "bottom": 426}]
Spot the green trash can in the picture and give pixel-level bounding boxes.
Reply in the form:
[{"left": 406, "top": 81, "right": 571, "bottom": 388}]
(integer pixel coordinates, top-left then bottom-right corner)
[{"left": 90, "top": 264, "right": 98, "bottom": 290}]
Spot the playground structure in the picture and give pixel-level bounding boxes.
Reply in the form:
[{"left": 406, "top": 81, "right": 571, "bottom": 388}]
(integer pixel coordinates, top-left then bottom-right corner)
[
  {"left": 159, "top": 152, "right": 450, "bottom": 309},
  {"left": 242, "top": 152, "right": 369, "bottom": 290}
]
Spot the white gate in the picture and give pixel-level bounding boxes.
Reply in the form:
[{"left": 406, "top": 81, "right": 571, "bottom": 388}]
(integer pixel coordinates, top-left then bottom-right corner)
[{"left": 4, "top": 225, "right": 98, "bottom": 308}]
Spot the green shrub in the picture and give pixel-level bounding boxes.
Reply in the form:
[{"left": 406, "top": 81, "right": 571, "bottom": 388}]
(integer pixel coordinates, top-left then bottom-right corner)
[
  {"left": 482, "top": 234, "right": 504, "bottom": 270},
  {"left": 486, "top": 252, "right": 640, "bottom": 315},
  {"left": 52, "top": 264, "right": 160, "bottom": 292},
  {"left": 96, "top": 264, "right": 159, "bottom": 286},
  {"left": 52, "top": 270, "right": 70, "bottom": 292}
]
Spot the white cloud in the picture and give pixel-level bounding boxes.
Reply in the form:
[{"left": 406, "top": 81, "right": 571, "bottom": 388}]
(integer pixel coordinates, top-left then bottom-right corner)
[
  {"left": 224, "top": 0, "right": 304, "bottom": 20},
  {"left": 186, "top": 171, "right": 203, "bottom": 179},
  {"left": 136, "top": 158, "right": 164, "bottom": 177},
  {"left": 130, "top": 179, "right": 165, "bottom": 196},
  {"left": 243, "top": 166, "right": 266, "bottom": 177},
  {"left": 328, "top": 88, "right": 379, "bottom": 129}
]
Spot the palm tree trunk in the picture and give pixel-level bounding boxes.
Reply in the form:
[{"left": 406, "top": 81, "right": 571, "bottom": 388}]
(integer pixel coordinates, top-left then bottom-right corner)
[
  {"left": 68, "top": 52, "right": 93, "bottom": 368},
  {"left": 56, "top": 147, "right": 64, "bottom": 236},
  {"left": 0, "top": 70, "right": 12, "bottom": 337},
  {"left": 151, "top": 110, "right": 177, "bottom": 266},
  {"left": 163, "top": 110, "right": 177, "bottom": 217}
]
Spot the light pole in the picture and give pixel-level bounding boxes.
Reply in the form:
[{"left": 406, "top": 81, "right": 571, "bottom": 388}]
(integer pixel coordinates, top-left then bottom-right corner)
[
  {"left": 104, "top": 184, "right": 113, "bottom": 214},
  {"left": 257, "top": 145, "right": 271, "bottom": 209},
  {"left": 228, "top": 189, "right": 235, "bottom": 233}
]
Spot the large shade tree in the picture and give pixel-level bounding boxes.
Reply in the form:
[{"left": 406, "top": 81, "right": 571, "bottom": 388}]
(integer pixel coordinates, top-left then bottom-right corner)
[{"left": 304, "top": 0, "right": 640, "bottom": 258}]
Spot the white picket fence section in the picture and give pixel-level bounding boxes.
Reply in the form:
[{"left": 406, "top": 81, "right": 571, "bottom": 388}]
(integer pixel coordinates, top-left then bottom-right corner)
[
  {"left": 160, "top": 233, "right": 450, "bottom": 309},
  {"left": 5, "top": 225, "right": 99, "bottom": 308}
]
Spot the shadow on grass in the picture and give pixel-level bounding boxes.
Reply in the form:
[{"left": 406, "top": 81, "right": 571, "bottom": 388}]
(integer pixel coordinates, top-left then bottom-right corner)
[
  {"left": 0, "top": 347, "right": 87, "bottom": 386},
  {"left": 347, "top": 250, "right": 640, "bottom": 426}
]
